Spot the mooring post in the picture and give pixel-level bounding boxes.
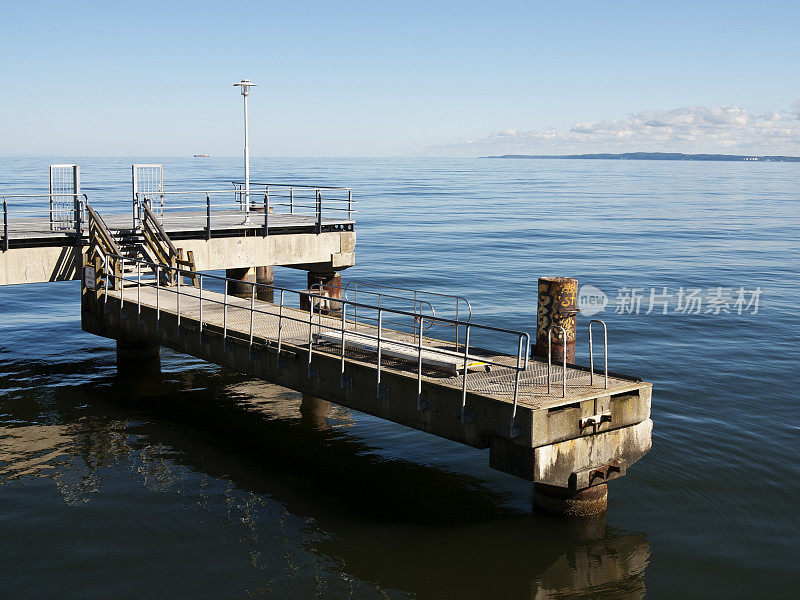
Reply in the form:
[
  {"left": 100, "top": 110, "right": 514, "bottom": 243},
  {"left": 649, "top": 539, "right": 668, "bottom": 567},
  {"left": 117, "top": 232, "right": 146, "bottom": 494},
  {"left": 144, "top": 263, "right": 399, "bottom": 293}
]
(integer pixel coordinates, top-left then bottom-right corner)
[{"left": 534, "top": 276, "right": 578, "bottom": 363}]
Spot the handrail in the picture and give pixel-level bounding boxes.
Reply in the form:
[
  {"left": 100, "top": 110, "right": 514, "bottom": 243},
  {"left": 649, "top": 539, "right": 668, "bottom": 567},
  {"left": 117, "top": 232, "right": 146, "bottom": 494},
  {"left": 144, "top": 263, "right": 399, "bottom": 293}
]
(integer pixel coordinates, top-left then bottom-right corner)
[
  {"left": 87, "top": 204, "right": 122, "bottom": 257},
  {"left": 317, "top": 282, "right": 437, "bottom": 332},
  {"left": 105, "top": 253, "right": 532, "bottom": 429},
  {"left": 548, "top": 326, "right": 568, "bottom": 398},
  {"left": 235, "top": 181, "right": 351, "bottom": 191},
  {"left": 588, "top": 320, "right": 609, "bottom": 389},
  {"left": 1, "top": 192, "right": 87, "bottom": 238},
  {"left": 142, "top": 202, "right": 177, "bottom": 257},
  {"left": 3, "top": 200, "right": 8, "bottom": 252}
]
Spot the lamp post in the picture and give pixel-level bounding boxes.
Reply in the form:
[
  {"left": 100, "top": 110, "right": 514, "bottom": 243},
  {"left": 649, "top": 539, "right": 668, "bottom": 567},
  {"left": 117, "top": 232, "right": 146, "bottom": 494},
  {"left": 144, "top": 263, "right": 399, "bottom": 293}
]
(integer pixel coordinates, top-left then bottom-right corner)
[{"left": 233, "top": 78, "right": 257, "bottom": 223}]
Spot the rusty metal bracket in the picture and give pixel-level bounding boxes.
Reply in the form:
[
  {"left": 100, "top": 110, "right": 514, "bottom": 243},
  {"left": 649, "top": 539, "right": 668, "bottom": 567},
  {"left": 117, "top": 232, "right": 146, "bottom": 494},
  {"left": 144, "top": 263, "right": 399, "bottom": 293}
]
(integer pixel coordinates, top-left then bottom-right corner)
[
  {"left": 579, "top": 412, "right": 612, "bottom": 430},
  {"left": 570, "top": 459, "right": 626, "bottom": 490}
]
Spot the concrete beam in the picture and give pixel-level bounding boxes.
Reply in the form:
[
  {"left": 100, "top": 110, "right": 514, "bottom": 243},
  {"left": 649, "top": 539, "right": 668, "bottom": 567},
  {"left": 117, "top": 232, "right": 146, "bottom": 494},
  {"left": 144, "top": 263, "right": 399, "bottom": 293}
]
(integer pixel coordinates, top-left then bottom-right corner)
[{"left": 0, "top": 230, "right": 355, "bottom": 286}]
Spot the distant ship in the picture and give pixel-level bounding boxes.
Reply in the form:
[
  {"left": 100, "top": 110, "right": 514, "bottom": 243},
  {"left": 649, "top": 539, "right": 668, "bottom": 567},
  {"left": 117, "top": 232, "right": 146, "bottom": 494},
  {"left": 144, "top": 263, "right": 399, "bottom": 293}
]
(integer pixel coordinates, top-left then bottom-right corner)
[{"left": 193, "top": 153, "right": 210, "bottom": 158}]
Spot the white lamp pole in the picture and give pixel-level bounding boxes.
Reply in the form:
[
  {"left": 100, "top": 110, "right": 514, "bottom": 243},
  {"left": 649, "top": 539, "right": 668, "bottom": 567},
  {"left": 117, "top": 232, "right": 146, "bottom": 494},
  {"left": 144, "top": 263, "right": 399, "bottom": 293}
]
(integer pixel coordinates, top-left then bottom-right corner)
[{"left": 233, "top": 78, "right": 257, "bottom": 222}]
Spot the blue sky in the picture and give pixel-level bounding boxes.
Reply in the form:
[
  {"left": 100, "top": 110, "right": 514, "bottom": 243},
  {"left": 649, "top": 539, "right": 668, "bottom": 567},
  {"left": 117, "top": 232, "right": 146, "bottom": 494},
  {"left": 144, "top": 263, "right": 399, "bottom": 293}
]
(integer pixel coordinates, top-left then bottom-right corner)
[{"left": 2, "top": 0, "right": 799, "bottom": 156}]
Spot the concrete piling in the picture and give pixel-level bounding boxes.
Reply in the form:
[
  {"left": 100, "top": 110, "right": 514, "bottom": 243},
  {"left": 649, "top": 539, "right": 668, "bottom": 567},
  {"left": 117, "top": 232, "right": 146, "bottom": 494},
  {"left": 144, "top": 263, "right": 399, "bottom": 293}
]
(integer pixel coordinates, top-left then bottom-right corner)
[
  {"left": 534, "top": 276, "right": 579, "bottom": 363},
  {"left": 226, "top": 267, "right": 256, "bottom": 298},
  {"left": 256, "top": 265, "right": 274, "bottom": 302},
  {"left": 533, "top": 482, "right": 608, "bottom": 517}
]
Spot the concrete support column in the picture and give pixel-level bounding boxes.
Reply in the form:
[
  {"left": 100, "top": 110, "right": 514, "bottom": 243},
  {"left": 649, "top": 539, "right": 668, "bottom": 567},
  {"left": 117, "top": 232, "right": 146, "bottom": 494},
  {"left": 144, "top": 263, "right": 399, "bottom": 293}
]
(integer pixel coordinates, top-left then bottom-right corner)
[
  {"left": 226, "top": 267, "right": 256, "bottom": 299},
  {"left": 116, "top": 340, "right": 160, "bottom": 375},
  {"left": 300, "top": 394, "right": 331, "bottom": 430},
  {"left": 533, "top": 483, "right": 608, "bottom": 517},
  {"left": 256, "top": 265, "right": 274, "bottom": 303},
  {"left": 534, "top": 276, "right": 578, "bottom": 363}
]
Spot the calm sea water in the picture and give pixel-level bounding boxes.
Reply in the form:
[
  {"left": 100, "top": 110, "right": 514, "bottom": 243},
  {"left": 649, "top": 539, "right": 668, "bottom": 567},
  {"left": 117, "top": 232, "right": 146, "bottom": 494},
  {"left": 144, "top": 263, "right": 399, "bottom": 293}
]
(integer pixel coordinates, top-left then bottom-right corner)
[{"left": 1, "top": 157, "right": 798, "bottom": 599}]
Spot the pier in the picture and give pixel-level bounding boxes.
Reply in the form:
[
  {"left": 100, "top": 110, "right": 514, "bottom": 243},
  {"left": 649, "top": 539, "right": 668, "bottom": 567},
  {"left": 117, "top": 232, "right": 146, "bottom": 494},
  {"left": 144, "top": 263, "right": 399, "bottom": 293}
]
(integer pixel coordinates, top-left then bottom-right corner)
[{"left": 2, "top": 164, "right": 653, "bottom": 516}]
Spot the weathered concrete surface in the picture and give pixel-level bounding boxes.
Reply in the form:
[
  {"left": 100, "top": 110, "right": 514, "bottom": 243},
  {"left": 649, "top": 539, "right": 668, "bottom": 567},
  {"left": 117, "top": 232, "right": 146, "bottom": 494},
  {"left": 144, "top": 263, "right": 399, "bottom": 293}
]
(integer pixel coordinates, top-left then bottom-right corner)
[
  {"left": 0, "top": 245, "right": 82, "bottom": 285},
  {"left": 177, "top": 231, "right": 355, "bottom": 272},
  {"left": 1, "top": 230, "right": 355, "bottom": 285},
  {"left": 533, "top": 418, "right": 653, "bottom": 488}
]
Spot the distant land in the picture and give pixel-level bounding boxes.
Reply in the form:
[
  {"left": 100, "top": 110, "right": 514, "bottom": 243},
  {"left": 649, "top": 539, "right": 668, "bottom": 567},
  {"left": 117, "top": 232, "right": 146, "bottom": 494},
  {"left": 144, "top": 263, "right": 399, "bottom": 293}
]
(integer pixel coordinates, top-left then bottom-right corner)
[{"left": 483, "top": 152, "right": 800, "bottom": 162}]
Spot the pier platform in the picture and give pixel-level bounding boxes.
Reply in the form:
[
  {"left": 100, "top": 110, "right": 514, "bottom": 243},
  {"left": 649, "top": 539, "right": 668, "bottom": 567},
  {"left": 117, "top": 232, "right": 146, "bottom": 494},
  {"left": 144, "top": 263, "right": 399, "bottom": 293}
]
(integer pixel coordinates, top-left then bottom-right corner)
[{"left": 82, "top": 269, "right": 652, "bottom": 492}]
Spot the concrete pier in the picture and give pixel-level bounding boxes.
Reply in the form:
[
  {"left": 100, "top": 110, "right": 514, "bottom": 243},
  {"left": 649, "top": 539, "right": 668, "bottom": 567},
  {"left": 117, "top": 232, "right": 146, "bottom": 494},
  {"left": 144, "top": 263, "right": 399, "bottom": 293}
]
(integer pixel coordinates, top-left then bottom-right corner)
[{"left": 82, "top": 277, "right": 653, "bottom": 515}]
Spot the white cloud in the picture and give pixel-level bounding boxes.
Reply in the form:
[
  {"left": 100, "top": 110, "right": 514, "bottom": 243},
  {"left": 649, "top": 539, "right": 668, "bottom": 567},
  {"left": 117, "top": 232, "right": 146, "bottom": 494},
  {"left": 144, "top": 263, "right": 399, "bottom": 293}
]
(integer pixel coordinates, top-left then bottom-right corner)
[{"left": 424, "top": 103, "right": 800, "bottom": 156}]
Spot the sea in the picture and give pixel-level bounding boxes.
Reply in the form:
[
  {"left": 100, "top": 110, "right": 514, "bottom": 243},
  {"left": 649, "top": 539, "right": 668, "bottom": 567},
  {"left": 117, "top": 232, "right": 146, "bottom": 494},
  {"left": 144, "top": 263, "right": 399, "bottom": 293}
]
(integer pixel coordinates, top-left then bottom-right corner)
[{"left": 1, "top": 157, "right": 798, "bottom": 599}]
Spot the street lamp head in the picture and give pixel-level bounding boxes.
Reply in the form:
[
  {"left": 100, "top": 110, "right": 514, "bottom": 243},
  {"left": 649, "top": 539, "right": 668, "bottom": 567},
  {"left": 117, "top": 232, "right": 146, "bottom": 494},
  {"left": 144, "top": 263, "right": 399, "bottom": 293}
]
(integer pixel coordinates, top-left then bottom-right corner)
[{"left": 233, "top": 79, "right": 257, "bottom": 96}]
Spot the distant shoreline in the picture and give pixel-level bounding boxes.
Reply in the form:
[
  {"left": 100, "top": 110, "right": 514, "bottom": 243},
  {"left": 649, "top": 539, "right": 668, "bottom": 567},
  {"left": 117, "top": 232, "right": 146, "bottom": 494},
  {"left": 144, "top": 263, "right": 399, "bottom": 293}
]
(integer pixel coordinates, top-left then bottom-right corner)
[{"left": 483, "top": 152, "right": 800, "bottom": 162}]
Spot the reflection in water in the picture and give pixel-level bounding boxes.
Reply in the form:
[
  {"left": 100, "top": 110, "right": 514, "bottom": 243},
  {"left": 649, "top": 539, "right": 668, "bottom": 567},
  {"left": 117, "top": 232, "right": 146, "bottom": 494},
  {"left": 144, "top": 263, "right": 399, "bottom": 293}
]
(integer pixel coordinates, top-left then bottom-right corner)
[{"left": 0, "top": 362, "right": 649, "bottom": 599}]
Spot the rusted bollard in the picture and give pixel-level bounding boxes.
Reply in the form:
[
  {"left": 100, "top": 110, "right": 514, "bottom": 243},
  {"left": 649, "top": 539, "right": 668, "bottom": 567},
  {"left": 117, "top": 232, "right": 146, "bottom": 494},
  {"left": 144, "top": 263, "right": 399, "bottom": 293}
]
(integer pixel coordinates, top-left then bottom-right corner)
[{"left": 534, "top": 276, "right": 578, "bottom": 363}]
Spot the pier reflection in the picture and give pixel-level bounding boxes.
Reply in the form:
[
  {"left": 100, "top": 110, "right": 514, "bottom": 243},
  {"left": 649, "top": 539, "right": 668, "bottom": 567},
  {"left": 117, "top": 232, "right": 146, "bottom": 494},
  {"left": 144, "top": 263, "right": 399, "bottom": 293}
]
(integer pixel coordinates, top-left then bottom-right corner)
[{"left": 0, "top": 364, "right": 649, "bottom": 599}]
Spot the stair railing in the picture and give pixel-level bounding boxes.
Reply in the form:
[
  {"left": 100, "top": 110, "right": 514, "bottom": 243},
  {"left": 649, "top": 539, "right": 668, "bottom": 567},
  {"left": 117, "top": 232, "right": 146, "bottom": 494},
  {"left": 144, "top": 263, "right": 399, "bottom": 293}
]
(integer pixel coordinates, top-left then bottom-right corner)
[
  {"left": 87, "top": 204, "right": 123, "bottom": 290},
  {"left": 140, "top": 201, "right": 178, "bottom": 284}
]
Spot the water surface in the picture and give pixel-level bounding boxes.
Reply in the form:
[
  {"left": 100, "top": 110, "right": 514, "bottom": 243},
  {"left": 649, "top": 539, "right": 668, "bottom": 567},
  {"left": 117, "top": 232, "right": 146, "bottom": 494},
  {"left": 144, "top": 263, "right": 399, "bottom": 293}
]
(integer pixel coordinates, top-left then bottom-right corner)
[{"left": 1, "top": 157, "right": 798, "bottom": 598}]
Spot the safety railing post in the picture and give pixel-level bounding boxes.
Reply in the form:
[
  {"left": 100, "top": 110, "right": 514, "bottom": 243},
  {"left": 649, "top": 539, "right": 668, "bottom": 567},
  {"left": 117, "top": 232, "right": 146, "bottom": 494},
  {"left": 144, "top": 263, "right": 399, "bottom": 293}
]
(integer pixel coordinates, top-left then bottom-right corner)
[
  {"left": 137, "top": 261, "right": 141, "bottom": 315},
  {"left": 316, "top": 190, "right": 322, "bottom": 234},
  {"left": 417, "top": 315, "right": 423, "bottom": 410},
  {"left": 3, "top": 200, "right": 8, "bottom": 252},
  {"left": 104, "top": 255, "right": 109, "bottom": 303},
  {"left": 198, "top": 274, "right": 203, "bottom": 335},
  {"left": 460, "top": 325, "right": 471, "bottom": 422},
  {"left": 222, "top": 279, "right": 228, "bottom": 340},
  {"left": 307, "top": 297, "right": 315, "bottom": 375},
  {"left": 249, "top": 284, "right": 255, "bottom": 348},
  {"left": 509, "top": 334, "right": 525, "bottom": 435},
  {"left": 376, "top": 308, "right": 383, "bottom": 398},
  {"left": 340, "top": 303, "right": 347, "bottom": 387},
  {"left": 176, "top": 266, "right": 181, "bottom": 325},
  {"left": 547, "top": 326, "right": 567, "bottom": 397},
  {"left": 589, "top": 320, "right": 609, "bottom": 389},
  {"left": 347, "top": 189, "right": 352, "bottom": 221},
  {"left": 155, "top": 265, "right": 160, "bottom": 323},
  {"left": 277, "top": 289, "right": 284, "bottom": 355},
  {"left": 290, "top": 188, "right": 294, "bottom": 214},
  {"left": 206, "top": 194, "right": 211, "bottom": 240},
  {"left": 119, "top": 257, "right": 125, "bottom": 315},
  {"left": 268, "top": 187, "right": 269, "bottom": 237}
]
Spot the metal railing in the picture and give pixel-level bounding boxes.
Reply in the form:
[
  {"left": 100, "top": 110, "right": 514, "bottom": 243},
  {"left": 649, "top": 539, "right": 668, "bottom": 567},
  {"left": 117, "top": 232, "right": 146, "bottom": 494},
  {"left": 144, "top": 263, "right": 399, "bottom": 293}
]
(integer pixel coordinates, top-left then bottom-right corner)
[
  {"left": 343, "top": 281, "right": 472, "bottom": 351},
  {"left": 588, "top": 320, "right": 609, "bottom": 389},
  {"left": 133, "top": 182, "right": 354, "bottom": 235},
  {"left": 234, "top": 181, "right": 354, "bottom": 228},
  {"left": 2, "top": 193, "right": 87, "bottom": 250},
  {"left": 102, "top": 253, "right": 530, "bottom": 434}
]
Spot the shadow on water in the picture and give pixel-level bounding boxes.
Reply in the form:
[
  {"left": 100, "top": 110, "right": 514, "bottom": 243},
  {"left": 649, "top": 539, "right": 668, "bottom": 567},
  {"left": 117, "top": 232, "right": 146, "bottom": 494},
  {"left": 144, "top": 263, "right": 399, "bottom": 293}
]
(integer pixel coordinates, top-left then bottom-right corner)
[{"left": 0, "top": 357, "right": 650, "bottom": 599}]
